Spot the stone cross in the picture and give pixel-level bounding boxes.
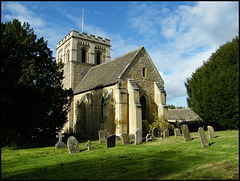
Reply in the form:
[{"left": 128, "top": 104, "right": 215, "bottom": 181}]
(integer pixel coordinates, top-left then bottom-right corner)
[
  {"left": 85, "top": 140, "right": 92, "bottom": 151},
  {"left": 198, "top": 127, "right": 209, "bottom": 148},
  {"left": 55, "top": 132, "right": 66, "bottom": 149},
  {"left": 207, "top": 126, "right": 215, "bottom": 138},
  {"left": 56, "top": 132, "right": 64, "bottom": 142}
]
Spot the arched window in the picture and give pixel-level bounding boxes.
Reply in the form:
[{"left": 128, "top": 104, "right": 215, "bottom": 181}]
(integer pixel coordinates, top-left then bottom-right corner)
[
  {"left": 77, "top": 102, "right": 87, "bottom": 137},
  {"left": 99, "top": 96, "right": 105, "bottom": 123},
  {"left": 143, "top": 68, "right": 146, "bottom": 77},
  {"left": 140, "top": 96, "right": 147, "bottom": 120},
  {"left": 96, "top": 52, "right": 101, "bottom": 65},
  {"left": 66, "top": 49, "right": 70, "bottom": 63},
  {"left": 82, "top": 49, "right": 86, "bottom": 63}
]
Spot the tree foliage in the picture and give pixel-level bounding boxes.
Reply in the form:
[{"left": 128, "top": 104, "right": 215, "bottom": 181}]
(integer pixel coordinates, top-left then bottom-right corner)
[
  {"left": 1, "top": 19, "right": 73, "bottom": 147},
  {"left": 185, "top": 36, "right": 239, "bottom": 130}
]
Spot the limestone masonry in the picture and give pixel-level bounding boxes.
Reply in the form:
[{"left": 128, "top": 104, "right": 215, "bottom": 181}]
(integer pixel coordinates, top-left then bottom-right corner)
[{"left": 56, "top": 30, "right": 167, "bottom": 139}]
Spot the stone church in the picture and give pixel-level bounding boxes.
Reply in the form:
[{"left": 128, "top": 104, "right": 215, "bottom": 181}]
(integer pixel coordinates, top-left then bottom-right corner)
[{"left": 56, "top": 30, "right": 167, "bottom": 139}]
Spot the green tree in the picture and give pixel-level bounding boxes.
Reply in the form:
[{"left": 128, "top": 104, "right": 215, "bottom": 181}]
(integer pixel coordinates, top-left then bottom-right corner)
[
  {"left": 185, "top": 36, "right": 239, "bottom": 130},
  {"left": 1, "top": 19, "right": 73, "bottom": 147}
]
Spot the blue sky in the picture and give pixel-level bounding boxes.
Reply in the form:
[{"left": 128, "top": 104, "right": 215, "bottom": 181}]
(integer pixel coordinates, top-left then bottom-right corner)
[{"left": 1, "top": 1, "right": 239, "bottom": 107}]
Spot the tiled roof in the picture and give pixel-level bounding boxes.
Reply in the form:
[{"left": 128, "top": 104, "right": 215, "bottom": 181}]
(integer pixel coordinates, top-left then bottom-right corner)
[
  {"left": 73, "top": 46, "right": 143, "bottom": 94},
  {"left": 167, "top": 108, "right": 200, "bottom": 121}
]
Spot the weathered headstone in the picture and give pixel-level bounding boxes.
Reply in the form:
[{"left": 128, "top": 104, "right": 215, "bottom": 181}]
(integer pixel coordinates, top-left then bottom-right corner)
[
  {"left": 174, "top": 128, "right": 181, "bottom": 136},
  {"left": 180, "top": 124, "right": 191, "bottom": 142},
  {"left": 152, "top": 127, "right": 159, "bottom": 137},
  {"left": 146, "top": 134, "right": 152, "bottom": 142},
  {"left": 98, "top": 130, "right": 108, "bottom": 143},
  {"left": 129, "top": 134, "right": 135, "bottom": 140},
  {"left": 85, "top": 140, "right": 92, "bottom": 151},
  {"left": 67, "top": 136, "right": 79, "bottom": 154},
  {"left": 151, "top": 134, "right": 156, "bottom": 141},
  {"left": 198, "top": 127, "right": 209, "bottom": 148},
  {"left": 121, "top": 132, "right": 131, "bottom": 144},
  {"left": 55, "top": 133, "right": 66, "bottom": 149},
  {"left": 163, "top": 129, "right": 169, "bottom": 137},
  {"left": 207, "top": 126, "right": 215, "bottom": 139},
  {"left": 134, "top": 128, "right": 142, "bottom": 145},
  {"left": 107, "top": 135, "right": 116, "bottom": 148}
]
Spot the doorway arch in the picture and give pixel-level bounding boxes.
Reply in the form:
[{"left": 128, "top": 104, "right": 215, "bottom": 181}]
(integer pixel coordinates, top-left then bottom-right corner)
[{"left": 140, "top": 94, "right": 148, "bottom": 136}]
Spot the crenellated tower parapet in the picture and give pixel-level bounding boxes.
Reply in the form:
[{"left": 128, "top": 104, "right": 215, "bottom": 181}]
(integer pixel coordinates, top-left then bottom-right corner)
[{"left": 56, "top": 30, "right": 111, "bottom": 90}]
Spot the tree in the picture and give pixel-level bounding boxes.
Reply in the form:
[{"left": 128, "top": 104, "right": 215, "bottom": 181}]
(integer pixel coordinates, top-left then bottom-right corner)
[
  {"left": 1, "top": 19, "right": 73, "bottom": 147},
  {"left": 185, "top": 36, "right": 239, "bottom": 130}
]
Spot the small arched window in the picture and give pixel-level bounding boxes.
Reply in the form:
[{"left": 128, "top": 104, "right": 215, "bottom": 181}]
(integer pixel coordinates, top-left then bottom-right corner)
[
  {"left": 100, "top": 96, "right": 105, "bottom": 123},
  {"left": 97, "top": 52, "right": 101, "bottom": 65},
  {"left": 143, "top": 68, "right": 146, "bottom": 77},
  {"left": 66, "top": 49, "right": 70, "bottom": 63},
  {"left": 82, "top": 49, "right": 86, "bottom": 63}
]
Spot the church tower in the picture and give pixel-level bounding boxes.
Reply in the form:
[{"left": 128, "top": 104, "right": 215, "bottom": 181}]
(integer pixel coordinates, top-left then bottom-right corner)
[{"left": 56, "top": 30, "right": 111, "bottom": 90}]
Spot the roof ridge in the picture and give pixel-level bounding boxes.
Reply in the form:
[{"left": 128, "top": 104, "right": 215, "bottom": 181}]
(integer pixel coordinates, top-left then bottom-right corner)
[{"left": 111, "top": 46, "right": 143, "bottom": 62}]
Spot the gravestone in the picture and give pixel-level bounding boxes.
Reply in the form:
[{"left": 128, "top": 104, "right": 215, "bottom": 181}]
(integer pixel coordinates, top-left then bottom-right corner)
[
  {"left": 207, "top": 126, "right": 215, "bottom": 138},
  {"left": 121, "top": 132, "right": 130, "bottom": 144},
  {"left": 146, "top": 134, "right": 152, "bottom": 142},
  {"left": 151, "top": 135, "right": 156, "bottom": 141},
  {"left": 85, "top": 140, "right": 92, "bottom": 151},
  {"left": 163, "top": 129, "right": 169, "bottom": 137},
  {"left": 180, "top": 124, "right": 191, "bottom": 142},
  {"left": 152, "top": 127, "right": 158, "bottom": 137},
  {"left": 107, "top": 135, "right": 116, "bottom": 148},
  {"left": 67, "top": 136, "right": 79, "bottom": 154},
  {"left": 55, "top": 133, "right": 66, "bottom": 149},
  {"left": 174, "top": 128, "right": 181, "bottom": 136},
  {"left": 98, "top": 130, "right": 108, "bottom": 143},
  {"left": 134, "top": 128, "right": 142, "bottom": 145},
  {"left": 198, "top": 127, "right": 209, "bottom": 148},
  {"left": 129, "top": 134, "right": 135, "bottom": 140}
]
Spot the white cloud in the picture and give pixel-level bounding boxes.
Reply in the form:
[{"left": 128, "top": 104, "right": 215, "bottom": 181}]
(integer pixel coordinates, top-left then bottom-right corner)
[
  {"left": 127, "top": 1, "right": 239, "bottom": 107},
  {"left": 2, "top": 2, "right": 45, "bottom": 27}
]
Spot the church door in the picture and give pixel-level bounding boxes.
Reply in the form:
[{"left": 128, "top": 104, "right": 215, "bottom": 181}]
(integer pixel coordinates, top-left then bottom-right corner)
[
  {"left": 140, "top": 95, "right": 148, "bottom": 136},
  {"left": 77, "top": 102, "right": 87, "bottom": 138}
]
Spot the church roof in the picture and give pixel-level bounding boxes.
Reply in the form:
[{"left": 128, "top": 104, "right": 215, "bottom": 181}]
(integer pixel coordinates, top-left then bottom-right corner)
[{"left": 73, "top": 46, "right": 143, "bottom": 95}]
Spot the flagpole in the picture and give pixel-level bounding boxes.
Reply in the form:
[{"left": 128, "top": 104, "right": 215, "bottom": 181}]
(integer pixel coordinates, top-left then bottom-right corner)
[{"left": 82, "top": 9, "right": 84, "bottom": 32}]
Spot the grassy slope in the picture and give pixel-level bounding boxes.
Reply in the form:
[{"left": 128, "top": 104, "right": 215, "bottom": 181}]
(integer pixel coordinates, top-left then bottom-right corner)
[{"left": 1, "top": 130, "right": 239, "bottom": 180}]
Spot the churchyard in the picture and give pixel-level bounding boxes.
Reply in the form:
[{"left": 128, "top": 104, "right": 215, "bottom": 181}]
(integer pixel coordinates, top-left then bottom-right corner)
[{"left": 1, "top": 129, "right": 238, "bottom": 180}]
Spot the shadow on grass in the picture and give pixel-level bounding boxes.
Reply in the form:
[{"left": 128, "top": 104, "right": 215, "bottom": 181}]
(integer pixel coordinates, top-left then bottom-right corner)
[
  {"left": 209, "top": 142, "right": 215, "bottom": 147},
  {"left": 3, "top": 149, "right": 205, "bottom": 180}
]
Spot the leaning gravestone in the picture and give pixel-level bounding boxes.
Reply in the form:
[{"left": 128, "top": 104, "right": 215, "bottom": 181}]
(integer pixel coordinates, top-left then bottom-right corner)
[
  {"left": 207, "top": 126, "right": 215, "bottom": 139},
  {"left": 55, "top": 133, "right": 66, "bottom": 149},
  {"left": 146, "top": 134, "right": 152, "bottom": 142},
  {"left": 98, "top": 130, "right": 108, "bottom": 143},
  {"left": 174, "top": 128, "right": 181, "bottom": 137},
  {"left": 181, "top": 124, "right": 191, "bottom": 142},
  {"left": 107, "top": 135, "right": 116, "bottom": 148},
  {"left": 152, "top": 127, "right": 159, "bottom": 137},
  {"left": 198, "top": 127, "right": 209, "bottom": 148},
  {"left": 67, "top": 136, "right": 79, "bottom": 154},
  {"left": 121, "top": 132, "right": 130, "bottom": 144},
  {"left": 135, "top": 128, "right": 142, "bottom": 145},
  {"left": 163, "top": 129, "right": 169, "bottom": 137}
]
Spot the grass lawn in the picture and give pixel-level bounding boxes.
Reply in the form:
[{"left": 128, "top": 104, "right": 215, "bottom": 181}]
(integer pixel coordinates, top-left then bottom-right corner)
[{"left": 1, "top": 130, "right": 239, "bottom": 180}]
